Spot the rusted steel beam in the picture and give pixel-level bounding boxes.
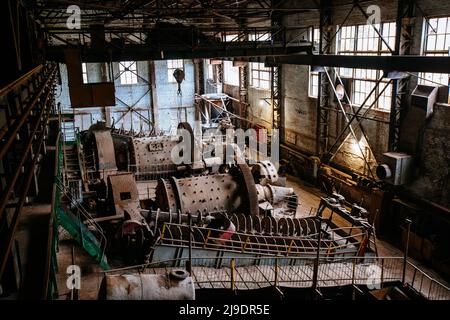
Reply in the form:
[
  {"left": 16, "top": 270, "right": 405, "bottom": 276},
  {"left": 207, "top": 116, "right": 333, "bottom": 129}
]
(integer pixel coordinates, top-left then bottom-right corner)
[
  {"left": 0, "top": 64, "right": 43, "bottom": 97},
  {"left": 0, "top": 65, "right": 57, "bottom": 159}
]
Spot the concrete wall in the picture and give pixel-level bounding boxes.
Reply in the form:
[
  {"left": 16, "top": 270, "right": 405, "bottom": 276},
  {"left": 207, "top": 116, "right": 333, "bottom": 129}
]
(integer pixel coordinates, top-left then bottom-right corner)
[
  {"left": 281, "top": 0, "right": 415, "bottom": 175},
  {"left": 406, "top": 103, "right": 450, "bottom": 207},
  {"left": 280, "top": 0, "right": 450, "bottom": 200},
  {"left": 283, "top": 64, "right": 317, "bottom": 154},
  {"left": 111, "top": 61, "right": 153, "bottom": 132},
  {"left": 154, "top": 59, "right": 195, "bottom": 133},
  {"left": 247, "top": 87, "right": 273, "bottom": 129},
  {"left": 56, "top": 59, "right": 196, "bottom": 134}
]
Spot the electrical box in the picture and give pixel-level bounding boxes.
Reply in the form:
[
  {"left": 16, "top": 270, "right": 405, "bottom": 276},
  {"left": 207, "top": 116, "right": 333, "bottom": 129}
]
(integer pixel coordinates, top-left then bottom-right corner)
[{"left": 376, "top": 152, "right": 413, "bottom": 185}]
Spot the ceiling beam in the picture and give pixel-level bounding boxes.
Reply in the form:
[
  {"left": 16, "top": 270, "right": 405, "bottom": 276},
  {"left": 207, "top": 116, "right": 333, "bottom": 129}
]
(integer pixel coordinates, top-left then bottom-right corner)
[
  {"left": 261, "top": 54, "right": 450, "bottom": 73},
  {"left": 45, "top": 43, "right": 312, "bottom": 62}
]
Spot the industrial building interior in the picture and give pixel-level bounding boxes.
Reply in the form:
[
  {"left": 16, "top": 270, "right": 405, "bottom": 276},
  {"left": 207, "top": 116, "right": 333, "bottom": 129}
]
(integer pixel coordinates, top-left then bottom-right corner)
[{"left": 1, "top": 0, "right": 450, "bottom": 302}]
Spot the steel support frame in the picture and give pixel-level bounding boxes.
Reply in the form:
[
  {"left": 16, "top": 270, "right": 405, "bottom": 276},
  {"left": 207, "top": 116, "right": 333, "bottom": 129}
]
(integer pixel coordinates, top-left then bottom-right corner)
[
  {"left": 271, "top": 66, "right": 281, "bottom": 132},
  {"left": 315, "top": 0, "right": 332, "bottom": 157},
  {"left": 112, "top": 62, "right": 154, "bottom": 133},
  {"left": 194, "top": 59, "right": 205, "bottom": 96},
  {"left": 264, "top": 55, "right": 450, "bottom": 73},
  {"left": 271, "top": 0, "right": 283, "bottom": 138},
  {"left": 389, "top": 0, "right": 414, "bottom": 151},
  {"left": 216, "top": 63, "right": 224, "bottom": 89},
  {"left": 239, "top": 64, "right": 249, "bottom": 130}
]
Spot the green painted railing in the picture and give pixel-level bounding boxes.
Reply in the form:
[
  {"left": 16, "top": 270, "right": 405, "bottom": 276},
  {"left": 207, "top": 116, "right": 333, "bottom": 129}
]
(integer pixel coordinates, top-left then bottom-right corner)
[{"left": 48, "top": 130, "right": 109, "bottom": 296}]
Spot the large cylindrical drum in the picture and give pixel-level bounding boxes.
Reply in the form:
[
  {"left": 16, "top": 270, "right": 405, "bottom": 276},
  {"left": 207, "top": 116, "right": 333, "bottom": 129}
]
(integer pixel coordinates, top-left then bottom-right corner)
[{"left": 99, "top": 270, "right": 195, "bottom": 300}]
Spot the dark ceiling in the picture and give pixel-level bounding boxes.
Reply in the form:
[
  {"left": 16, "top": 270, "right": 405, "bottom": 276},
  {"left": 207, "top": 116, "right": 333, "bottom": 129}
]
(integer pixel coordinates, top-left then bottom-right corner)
[{"left": 32, "top": 0, "right": 321, "bottom": 30}]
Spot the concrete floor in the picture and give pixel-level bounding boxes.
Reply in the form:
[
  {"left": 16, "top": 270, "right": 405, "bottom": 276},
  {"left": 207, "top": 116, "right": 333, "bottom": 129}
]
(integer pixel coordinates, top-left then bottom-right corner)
[
  {"left": 55, "top": 238, "right": 104, "bottom": 300},
  {"left": 14, "top": 203, "right": 51, "bottom": 299},
  {"left": 285, "top": 174, "right": 326, "bottom": 218},
  {"left": 53, "top": 175, "right": 450, "bottom": 299}
]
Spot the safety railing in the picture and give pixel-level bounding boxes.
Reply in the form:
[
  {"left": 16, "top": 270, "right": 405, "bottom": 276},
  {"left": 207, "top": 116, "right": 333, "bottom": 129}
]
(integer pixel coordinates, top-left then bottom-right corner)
[
  {"left": 43, "top": 129, "right": 62, "bottom": 299},
  {"left": 104, "top": 255, "right": 450, "bottom": 300},
  {"left": 0, "top": 63, "right": 58, "bottom": 280},
  {"left": 55, "top": 175, "right": 108, "bottom": 266}
]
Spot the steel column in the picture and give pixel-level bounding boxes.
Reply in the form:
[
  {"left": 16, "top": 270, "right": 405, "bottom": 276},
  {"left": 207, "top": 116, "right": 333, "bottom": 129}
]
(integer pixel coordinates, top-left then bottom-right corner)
[
  {"left": 315, "top": 0, "right": 332, "bottom": 157},
  {"left": 389, "top": 0, "right": 414, "bottom": 151}
]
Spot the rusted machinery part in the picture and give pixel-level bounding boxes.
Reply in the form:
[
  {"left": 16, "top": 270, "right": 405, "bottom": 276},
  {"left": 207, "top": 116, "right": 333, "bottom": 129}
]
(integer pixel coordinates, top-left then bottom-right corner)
[
  {"left": 107, "top": 172, "right": 140, "bottom": 216},
  {"left": 267, "top": 185, "right": 295, "bottom": 205},
  {"left": 120, "top": 220, "right": 148, "bottom": 246},
  {"left": 177, "top": 122, "right": 195, "bottom": 164},
  {"left": 93, "top": 130, "right": 118, "bottom": 171},
  {"left": 251, "top": 160, "right": 279, "bottom": 184},
  {"left": 278, "top": 218, "right": 289, "bottom": 235},
  {"left": 170, "top": 174, "right": 240, "bottom": 214},
  {"left": 255, "top": 183, "right": 296, "bottom": 207},
  {"left": 227, "top": 213, "right": 321, "bottom": 238},
  {"left": 131, "top": 135, "right": 179, "bottom": 169},
  {"left": 158, "top": 222, "right": 342, "bottom": 257},
  {"left": 169, "top": 269, "right": 189, "bottom": 281},
  {"left": 155, "top": 178, "right": 179, "bottom": 213},
  {"left": 231, "top": 163, "right": 259, "bottom": 216},
  {"left": 99, "top": 273, "right": 195, "bottom": 300},
  {"left": 149, "top": 209, "right": 228, "bottom": 239},
  {"left": 155, "top": 163, "right": 261, "bottom": 216}
]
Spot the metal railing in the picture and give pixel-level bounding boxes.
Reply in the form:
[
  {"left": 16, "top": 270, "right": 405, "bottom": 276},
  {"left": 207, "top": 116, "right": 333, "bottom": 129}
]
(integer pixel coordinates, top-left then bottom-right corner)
[
  {"left": 43, "top": 128, "right": 62, "bottom": 299},
  {"left": 104, "top": 255, "right": 450, "bottom": 300},
  {"left": 55, "top": 175, "right": 108, "bottom": 264},
  {"left": 0, "top": 63, "right": 58, "bottom": 280}
]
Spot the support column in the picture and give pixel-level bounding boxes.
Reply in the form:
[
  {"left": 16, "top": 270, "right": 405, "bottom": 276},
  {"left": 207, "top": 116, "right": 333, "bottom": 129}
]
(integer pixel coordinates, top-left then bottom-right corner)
[
  {"left": 271, "top": 0, "right": 283, "bottom": 140},
  {"left": 149, "top": 61, "right": 158, "bottom": 132},
  {"left": 100, "top": 62, "right": 111, "bottom": 126},
  {"left": 239, "top": 64, "right": 248, "bottom": 130},
  {"left": 389, "top": 0, "right": 414, "bottom": 151},
  {"left": 316, "top": 0, "right": 332, "bottom": 157},
  {"left": 193, "top": 59, "right": 205, "bottom": 95}
]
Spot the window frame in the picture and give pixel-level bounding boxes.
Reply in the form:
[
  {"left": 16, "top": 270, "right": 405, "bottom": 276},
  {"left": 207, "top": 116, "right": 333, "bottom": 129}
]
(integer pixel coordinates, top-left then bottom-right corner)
[
  {"left": 335, "top": 22, "right": 396, "bottom": 112},
  {"left": 82, "top": 63, "right": 88, "bottom": 84},
  {"left": 250, "top": 62, "right": 271, "bottom": 90},
  {"left": 309, "top": 28, "right": 321, "bottom": 98},
  {"left": 419, "top": 16, "right": 450, "bottom": 87},
  {"left": 118, "top": 61, "right": 138, "bottom": 85}
]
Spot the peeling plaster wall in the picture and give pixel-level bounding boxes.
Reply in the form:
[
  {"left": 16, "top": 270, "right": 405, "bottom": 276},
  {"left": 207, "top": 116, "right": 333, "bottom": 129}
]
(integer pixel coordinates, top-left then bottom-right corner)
[
  {"left": 247, "top": 87, "right": 273, "bottom": 129},
  {"left": 407, "top": 103, "right": 450, "bottom": 207},
  {"left": 283, "top": 64, "right": 317, "bottom": 154}
]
